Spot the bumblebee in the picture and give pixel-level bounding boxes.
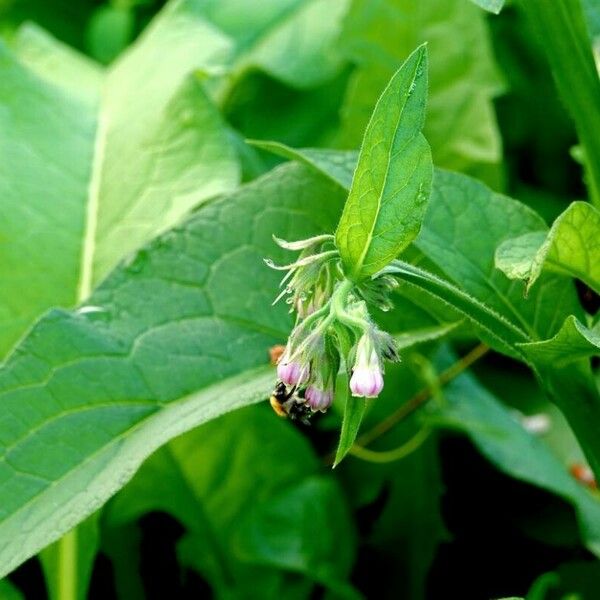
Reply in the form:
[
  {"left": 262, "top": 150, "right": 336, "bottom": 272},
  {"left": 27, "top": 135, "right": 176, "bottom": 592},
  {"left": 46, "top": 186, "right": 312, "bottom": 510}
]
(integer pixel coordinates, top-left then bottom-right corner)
[{"left": 269, "top": 381, "right": 313, "bottom": 425}]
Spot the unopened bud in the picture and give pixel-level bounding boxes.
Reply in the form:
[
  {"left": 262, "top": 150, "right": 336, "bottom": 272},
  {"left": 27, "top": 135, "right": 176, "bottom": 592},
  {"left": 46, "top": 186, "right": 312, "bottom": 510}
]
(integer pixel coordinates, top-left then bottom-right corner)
[
  {"left": 349, "top": 335, "right": 384, "bottom": 398},
  {"left": 305, "top": 385, "right": 334, "bottom": 412},
  {"left": 277, "top": 359, "right": 309, "bottom": 386}
]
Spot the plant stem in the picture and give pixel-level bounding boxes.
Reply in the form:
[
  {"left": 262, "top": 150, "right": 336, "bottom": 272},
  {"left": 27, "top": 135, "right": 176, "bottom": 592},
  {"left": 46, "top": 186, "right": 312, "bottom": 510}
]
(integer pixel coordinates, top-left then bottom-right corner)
[
  {"left": 356, "top": 343, "right": 489, "bottom": 448},
  {"left": 57, "top": 529, "right": 77, "bottom": 600},
  {"left": 519, "top": 0, "right": 600, "bottom": 207},
  {"left": 350, "top": 427, "right": 431, "bottom": 463}
]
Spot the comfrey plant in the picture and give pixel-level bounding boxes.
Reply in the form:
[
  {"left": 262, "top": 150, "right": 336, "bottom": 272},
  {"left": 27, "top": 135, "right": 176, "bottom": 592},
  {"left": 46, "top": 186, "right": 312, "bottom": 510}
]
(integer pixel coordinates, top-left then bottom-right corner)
[
  {"left": 264, "top": 46, "right": 433, "bottom": 455},
  {"left": 264, "top": 45, "right": 433, "bottom": 462},
  {"left": 266, "top": 233, "right": 400, "bottom": 420}
]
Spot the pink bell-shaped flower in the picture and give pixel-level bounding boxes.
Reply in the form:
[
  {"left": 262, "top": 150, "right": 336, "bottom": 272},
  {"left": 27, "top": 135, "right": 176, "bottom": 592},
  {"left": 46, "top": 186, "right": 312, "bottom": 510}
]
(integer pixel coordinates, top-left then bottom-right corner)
[{"left": 349, "top": 335, "right": 384, "bottom": 398}]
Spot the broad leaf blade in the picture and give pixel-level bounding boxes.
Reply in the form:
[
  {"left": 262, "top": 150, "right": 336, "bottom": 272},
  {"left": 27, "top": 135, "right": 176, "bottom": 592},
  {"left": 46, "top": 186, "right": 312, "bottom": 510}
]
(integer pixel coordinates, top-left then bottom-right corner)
[
  {"left": 336, "top": 44, "right": 433, "bottom": 280},
  {"left": 337, "top": 0, "right": 503, "bottom": 182},
  {"left": 13, "top": 23, "right": 103, "bottom": 102},
  {"left": 0, "top": 163, "right": 347, "bottom": 577},
  {"left": 496, "top": 202, "right": 600, "bottom": 295},
  {"left": 0, "top": 2, "right": 240, "bottom": 357},
  {"left": 495, "top": 231, "right": 547, "bottom": 280},
  {"left": 415, "top": 170, "right": 583, "bottom": 340},
  {"left": 85, "top": 0, "right": 238, "bottom": 290},
  {"left": 233, "top": 0, "right": 350, "bottom": 89},
  {"left": 248, "top": 140, "right": 357, "bottom": 190},
  {"left": 333, "top": 384, "right": 367, "bottom": 467},
  {"left": 0, "top": 41, "right": 96, "bottom": 356},
  {"left": 438, "top": 367, "right": 600, "bottom": 558},
  {"left": 385, "top": 261, "right": 528, "bottom": 358},
  {"left": 519, "top": 316, "right": 600, "bottom": 368}
]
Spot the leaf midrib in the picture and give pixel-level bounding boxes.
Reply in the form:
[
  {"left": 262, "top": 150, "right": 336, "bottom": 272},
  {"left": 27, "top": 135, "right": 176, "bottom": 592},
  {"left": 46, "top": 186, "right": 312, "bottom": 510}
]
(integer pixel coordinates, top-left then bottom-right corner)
[
  {"left": 351, "top": 50, "right": 424, "bottom": 279},
  {"left": 77, "top": 104, "right": 108, "bottom": 303}
]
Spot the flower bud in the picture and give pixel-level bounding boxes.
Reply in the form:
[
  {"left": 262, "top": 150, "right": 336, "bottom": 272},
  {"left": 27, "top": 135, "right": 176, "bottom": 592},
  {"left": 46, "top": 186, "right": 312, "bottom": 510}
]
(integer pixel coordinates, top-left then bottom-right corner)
[
  {"left": 349, "top": 335, "right": 384, "bottom": 398},
  {"left": 277, "top": 359, "right": 309, "bottom": 386},
  {"left": 277, "top": 344, "right": 309, "bottom": 386},
  {"left": 305, "top": 385, "right": 334, "bottom": 412}
]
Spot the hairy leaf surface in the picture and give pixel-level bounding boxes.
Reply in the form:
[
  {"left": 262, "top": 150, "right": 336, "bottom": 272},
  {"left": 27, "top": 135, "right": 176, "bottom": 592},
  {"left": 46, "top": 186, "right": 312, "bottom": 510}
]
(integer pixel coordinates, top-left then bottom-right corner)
[{"left": 0, "top": 163, "right": 346, "bottom": 577}]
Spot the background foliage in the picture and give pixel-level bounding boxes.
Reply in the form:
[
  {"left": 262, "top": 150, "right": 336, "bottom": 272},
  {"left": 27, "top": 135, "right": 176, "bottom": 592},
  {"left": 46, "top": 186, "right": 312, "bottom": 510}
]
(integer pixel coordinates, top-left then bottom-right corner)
[{"left": 0, "top": 0, "right": 599, "bottom": 598}]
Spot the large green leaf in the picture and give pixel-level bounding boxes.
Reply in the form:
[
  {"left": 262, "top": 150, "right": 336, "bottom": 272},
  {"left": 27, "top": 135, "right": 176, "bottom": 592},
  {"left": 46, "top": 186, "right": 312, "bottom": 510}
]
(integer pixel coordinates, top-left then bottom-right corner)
[
  {"left": 495, "top": 202, "right": 600, "bottom": 295},
  {"left": 0, "top": 0, "right": 239, "bottom": 357},
  {"left": 414, "top": 170, "right": 583, "bottom": 340},
  {"left": 193, "top": 0, "right": 350, "bottom": 90},
  {"left": 248, "top": 140, "right": 357, "bottom": 190},
  {"left": 228, "top": 0, "right": 350, "bottom": 89},
  {"left": 107, "top": 407, "right": 357, "bottom": 595},
  {"left": 519, "top": 316, "right": 600, "bottom": 368},
  {"left": 519, "top": 0, "right": 600, "bottom": 208},
  {"left": 336, "top": 45, "right": 433, "bottom": 280},
  {"left": 437, "top": 366, "right": 600, "bottom": 558},
  {"left": 0, "top": 162, "right": 347, "bottom": 577},
  {"left": 12, "top": 23, "right": 103, "bottom": 103},
  {"left": 385, "top": 261, "right": 528, "bottom": 358},
  {"left": 337, "top": 0, "right": 503, "bottom": 181}
]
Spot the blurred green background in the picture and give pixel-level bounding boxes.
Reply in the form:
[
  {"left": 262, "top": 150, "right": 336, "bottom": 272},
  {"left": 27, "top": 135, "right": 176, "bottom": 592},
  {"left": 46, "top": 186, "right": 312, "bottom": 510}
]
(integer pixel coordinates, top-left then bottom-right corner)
[{"left": 1, "top": 1, "right": 599, "bottom": 599}]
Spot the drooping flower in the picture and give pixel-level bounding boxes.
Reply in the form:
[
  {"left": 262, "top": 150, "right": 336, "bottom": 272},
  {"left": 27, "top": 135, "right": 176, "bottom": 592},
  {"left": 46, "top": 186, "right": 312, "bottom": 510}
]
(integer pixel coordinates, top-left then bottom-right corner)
[
  {"left": 277, "top": 344, "right": 309, "bottom": 386},
  {"left": 305, "top": 384, "right": 334, "bottom": 412},
  {"left": 349, "top": 334, "right": 384, "bottom": 398}
]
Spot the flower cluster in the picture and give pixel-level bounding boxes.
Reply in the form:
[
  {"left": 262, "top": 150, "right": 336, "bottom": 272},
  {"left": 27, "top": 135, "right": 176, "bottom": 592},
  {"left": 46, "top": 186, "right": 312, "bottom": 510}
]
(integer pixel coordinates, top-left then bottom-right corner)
[{"left": 266, "top": 233, "right": 399, "bottom": 422}]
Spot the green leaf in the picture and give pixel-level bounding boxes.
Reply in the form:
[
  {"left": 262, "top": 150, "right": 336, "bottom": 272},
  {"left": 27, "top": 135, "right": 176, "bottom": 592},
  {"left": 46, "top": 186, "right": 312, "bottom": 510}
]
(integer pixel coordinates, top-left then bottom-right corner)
[
  {"left": 394, "top": 321, "right": 462, "bottom": 351},
  {"left": 337, "top": 0, "right": 503, "bottom": 182},
  {"left": 248, "top": 140, "right": 357, "bottom": 190},
  {"left": 468, "top": 0, "right": 504, "bottom": 13},
  {"left": 85, "top": 5, "right": 134, "bottom": 64},
  {"left": 369, "top": 439, "right": 447, "bottom": 600},
  {"left": 107, "top": 407, "right": 356, "bottom": 596},
  {"left": 334, "top": 390, "right": 367, "bottom": 468},
  {"left": 519, "top": 0, "right": 600, "bottom": 207},
  {"left": 231, "top": 0, "right": 350, "bottom": 89},
  {"left": 0, "top": 2, "right": 239, "bottom": 356},
  {"left": 495, "top": 202, "right": 600, "bottom": 295},
  {"left": 495, "top": 231, "right": 548, "bottom": 280},
  {"left": 231, "top": 477, "right": 359, "bottom": 597},
  {"left": 198, "top": 0, "right": 350, "bottom": 90},
  {"left": 107, "top": 407, "right": 317, "bottom": 593},
  {"left": 415, "top": 170, "right": 584, "bottom": 340},
  {"left": 385, "top": 261, "right": 528, "bottom": 358},
  {"left": 438, "top": 366, "right": 600, "bottom": 558},
  {"left": 0, "top": 162, "right": 347, "bottom": 577},
  {"left": 519, "top": 316, "right": 600, "bottom": 368},
  {"left": 12, "top": 23, "right": 102, "bottom": 103},
  {"left": 336, "top": 44, "right": 433, "bottom": 281}
]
